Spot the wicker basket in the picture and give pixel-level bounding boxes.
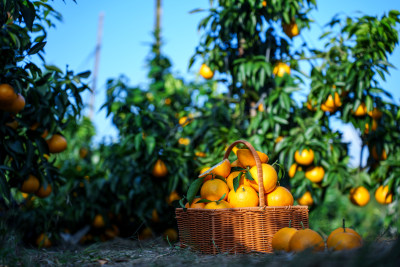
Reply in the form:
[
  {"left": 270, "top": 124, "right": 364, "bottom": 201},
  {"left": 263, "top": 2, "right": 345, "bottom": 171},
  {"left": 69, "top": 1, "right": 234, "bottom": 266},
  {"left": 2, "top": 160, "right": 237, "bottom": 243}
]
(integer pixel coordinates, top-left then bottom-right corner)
[{"left": 175, "top": 140, "right": 309, "bottom": 254}]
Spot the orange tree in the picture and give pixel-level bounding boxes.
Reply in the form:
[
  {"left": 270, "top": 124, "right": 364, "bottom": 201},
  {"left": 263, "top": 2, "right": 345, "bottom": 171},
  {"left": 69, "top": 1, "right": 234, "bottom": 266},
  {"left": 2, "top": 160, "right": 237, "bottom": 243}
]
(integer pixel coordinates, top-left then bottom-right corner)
[{"left": 0, "top": 0, "right": 89, "bottom": 243}]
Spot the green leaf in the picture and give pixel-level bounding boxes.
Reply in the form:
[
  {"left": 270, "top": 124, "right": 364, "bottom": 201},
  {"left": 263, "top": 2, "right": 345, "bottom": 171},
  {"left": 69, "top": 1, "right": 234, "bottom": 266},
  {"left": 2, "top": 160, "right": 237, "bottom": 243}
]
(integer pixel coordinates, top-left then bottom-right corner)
[
  {"left": 231, "top": 166, "right": 246, "bottom": 172},
  {"left": 145, "top": 136, "right": 156, "bottom": 155},
  {"left": 28, "top": 42, "right": 47, "bottom": 55},
  {"left": 233, "top": 172, "right": 244, "bottom": 192},
  {"left": 186, "top": 178, "right": 204, "bottom": 203},
  {"left": 245, "top": 171, "right": 255, "bottom": 181},
  {"left": 217, "top": 193, "right": 226, "bottom": 202}
]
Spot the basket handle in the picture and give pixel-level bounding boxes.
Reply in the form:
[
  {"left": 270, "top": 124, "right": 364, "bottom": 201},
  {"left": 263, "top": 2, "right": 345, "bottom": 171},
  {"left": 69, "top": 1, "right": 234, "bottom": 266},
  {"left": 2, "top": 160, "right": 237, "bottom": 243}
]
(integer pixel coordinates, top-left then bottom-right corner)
[{"left": 223, "top": 140, "right": 265, "bottom": 207}]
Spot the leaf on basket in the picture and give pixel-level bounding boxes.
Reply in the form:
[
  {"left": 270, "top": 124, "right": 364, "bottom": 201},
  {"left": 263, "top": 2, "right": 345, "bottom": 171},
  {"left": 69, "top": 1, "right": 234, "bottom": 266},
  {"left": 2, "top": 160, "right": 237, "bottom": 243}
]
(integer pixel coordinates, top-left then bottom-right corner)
[
  {"left": 217, "top": 193, "right": 226, "bottom": 202},
  {"left": 187, "top": 177, "right": 204, "bottom": 203},
  {"left": 195, "top": 198, "right": 213, "bottom": 203},
  {"left": 273, "top": 161, "right": 285, "bottom": 181},
  {"left": 233, "top": 172, "right": 243, "bottom": 192},
  {"left": 245, "top": 171, "right": 254, "bottom": 181},
  {"left": 231, "top": 166, "right": 246, "bottom": 172},
  {"left": 179, "top": 197, "right": 186, "bottom": 208}
]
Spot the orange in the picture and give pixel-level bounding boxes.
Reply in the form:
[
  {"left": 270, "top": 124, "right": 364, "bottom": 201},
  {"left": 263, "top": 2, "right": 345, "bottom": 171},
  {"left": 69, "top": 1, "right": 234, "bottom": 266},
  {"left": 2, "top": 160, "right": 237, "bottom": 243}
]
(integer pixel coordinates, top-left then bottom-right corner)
[
  {"left": 237, "top": 149, "right": 269, "bottom": 167},
  {"left": 104, "top": 225, "right": 120, "bottom": 240},
  {"left": 36, "top": 233, "right": 52, "bottom": 248},
  {"left": 163, "top": 228, "right": 178, "bottom": 242},
  {"left": 200, "top": 179, "right": 229, "bottom": 201},
  {"left": 368, "top": 108, "right": 383, "bottom": 119},
  {"left": 307, "top": 100, "right": 316, "bottom": 111},
  {"left": 258, "top": 103, "right": 264, "bottom": 112},
  {"left": 164, "top": 98, "right": 171, "bottom": 105},
  {"left": 167, "top": 191, "right": 181, "bottom": 205},
  {"left": 35, "top": 184, "right": 52, "bottom": 198},
  {"left": 272, "top": 227, "right": 298, "bottom": 252},
  {"left": 198, "top": 159, "right": 231, "bottom": 179},
  {"left": 297, "top": 191, "right": 314, "bottom": 206},
  {"left": 275, "top": 136, "right": 284, "bottom": 143},
  {"left": 230, "top": 159, "right": 244, "bottom": 168},
  {"left": 327, "top": 232, "right": 362, "bottom": 251},
  {"left": 353, "top": 103, "right": 367, "bottom": 116},
  {"left": 179, "top": 116, "right": 190, "bottom": 127},
  {"left": 324, "top": 92, "right": 342, "bottom": 109},
  {"left": 199, "top": 64, "right": 214, "bottom": 79},
  {"left": 5, "top": 120, "right": 19, "bottom": 129},
  {"left": 4, "top": 94, "right": 25, "bottom": 113},
  {"left": 321, "top": 103, "right": 336, "bottom": 113},
  {"left": 152, "top": 159, "right": 168, "bottom": 178},
  {"left": 195, "top": 151, "right": 206, "bottom": 158},
  {"left": 0, "top": 84, "right": 17, "bottom": 105},
  {"left": 364, "top": 119, "right": 378, "bottom": 134},
  {"left": 266, "top": 186, "right": 294, "bottom": 206},
  {"left": 21, "top": 174, "right": 40, "bottom": 193},
  {"left": 46, "top": 134, "right": 67, "bottom": 153},
  {"left": 151, "top": 209, "right": 160, "bottom": 222},
  {"left": 288, "top": 229, "right": 325, "bottom": 252},
  {"left": 93, "top": 214, "right": 105, "bottom": 228},
  {"left": 305, "top": 166, "right": 325, "bottom": 183},
  {"left": 283, "top": 21, "right": 299, "bottom": 38},
  {"left": 226, "top": 171, "right": 248, "bottom": 190},
  {"left": 273, "top": 62, "right": 291, "bottom": 77},
  {"left": 185, "top": 197, "right": 206, "bottom": 209},
  {"left": 41, "top": 129, "right": 49, "bottom": 139},
  {"left": 371, "top": 146, "right": 387, "bottom": 161},
  {"left": 204, "top": 200, "right": 231, "bottom": 209},
  {"left": 228, "top": 185, "right": 259, "bottom": 208},
  {"left": 349, "top": 186, "right": 370, "bottom": 207},
  {"left": 199, "top": 167, "right": 213, "bottom": 182},
  {"left": 327, "top": 227, "right": 362, "bottom": 245},
  {"left": 178, "top": 137, "right": 190, "bottom": 145},
  {"left": 374, "top": 185, "right": 393, "bottom": 204},
  {"left": 249, "top": 163, "right": 277, "bottom": 193},
  {"left": 138, "top": 227, "right": 153, "bottom": 240},
  {"left": 288, "top": 163, "right": 297, "bottom": 178},
  {"left": 294, "top": 149, "right": 314, "bottom": 165},
  {"left": 79, "top": 147, "right": 88, "bottom": 158},
  {"left": 262, "top": 1, "right": 267, "bottom": 7}
]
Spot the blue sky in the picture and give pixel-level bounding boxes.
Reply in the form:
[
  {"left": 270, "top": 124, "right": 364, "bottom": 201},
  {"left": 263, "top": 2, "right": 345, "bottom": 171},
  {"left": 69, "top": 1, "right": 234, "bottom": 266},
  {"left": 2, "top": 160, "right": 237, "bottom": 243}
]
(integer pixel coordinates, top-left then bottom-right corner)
[{"left": 41, "top": 0, "right": 400, "bottom": 166}]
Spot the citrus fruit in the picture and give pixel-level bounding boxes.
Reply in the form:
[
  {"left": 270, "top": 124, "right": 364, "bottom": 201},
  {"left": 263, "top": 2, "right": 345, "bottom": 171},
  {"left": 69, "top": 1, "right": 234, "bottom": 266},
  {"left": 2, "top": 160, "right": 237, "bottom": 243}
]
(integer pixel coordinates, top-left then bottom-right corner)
[
  {"left": 288, "top": 229, "right": 325, "bottom": 252},
  {"left": 349, "top": 186, "right": 370, "bottom": 207},
  {"left": 327, "top": 232, "right": 363, "bottom": 251},
  {"left": 179, "top": 116, "right": 190, "bottom": 127},
  {"left": 272, "top": 227, "right": 298, "bottom": 252},
  {"left": 283, "top": 21, "right": 299, "bottom": 38},
  {"left": 139, "top": 227, "right": 153, "bottom": 240},
  {"left": 178, "top": 137, "right": 190, "bottom": 145},
  {"left": 297, "top": 191, "right": 314, "bottom": 206},
  {"left": 199, "top": 64, "right": 214, "bottom": 79},
  {"left": 353, "top": 103, "right": 367, "bottom": 116},
  {"left": 321, "top": 103, "right": 336, "bottom": 113},
  {"left": 93, "top": 214, "right": 105, "bottom": 228},
  {"left": 262, "top": 1, "right": 267, "bottom": 7},
  {"left": 307, "top": 100, "right": 316, "bottom": 111},
  {"left": 294, "top": 149, "right": 314, "bottom": 165},
  {"left": 185, "top": 197, "right": 206, "bottom": 208},
  {"left": 35, "top": 184, "right": 52, "bottom": 198},
  {"left": 151, "top": 209, "right": 160, "bottom": 222},
  {"left": 275, "top": 136, "right": 284, "bottom": 143},
  {"left": 195, "top": 151, "right": 206, "bottom": 158},
  {"left": 368, "top": 108, "right": 383, "bottom": 119},
  {"left": 36, "top": 233, "right": 52, "bottom": 248},
  {"left": 167, "top": 191, "right": 181, "bottom": 205},
  {"left": 4, "top": 94, "right": 25, "bottom": 113},
  {"left": 104, "top": 225, "right": 120, "bottom": 240},
  {"left": 46, "top": 134, "right": 67, "bottom": 153},
  {"left": 200, "top": 179, "right": 229, "bottom": 201},
  {"left": 163, "top": 228, "right": 178, "bottom": 242},
  {"left": 364, "top": 120, "right": 378, "bottom": 134},
  {"left": 152, "top": 159, "right": 168, "bottom": 178},
  {"left": 324, "top": 92, "right": 342, "bottom": 109},
  {"left": 237, "top": 149, "right": 269, "bottom": 167},
  {"left": 164, "top": 98, "right": 171, "bottom": 105},
  {"left": 305, "top": 166, "right": 325, "bottom": 183},
  {"left": 204, "top": 200, "right": 232, "bottom": 209},
  {"left": 199, "top": 167, "right": 213, "bottom": 182},
  {"left": 226, "top": 171, "right": 248, "bottom": 190},
  {"left": 288, "top": 163, "right": 297, "bottom": 178},
  {"left": 258, "top": 103, "right": 264, "bottom": 112},
  {"left": 230, "top": 159, "right": 244, "bottom": 168},
  {"left": 21, "top": 174, "right": 40, "bottom": 193},
  {"left": 249, "top": 163, "right": 277, "bottom": 193},
  {"left": 0, "top": 84, "right": 17, "bottom": 105},
  {"left": 266, "top": 186, "right": 294, "bottom": 206},
  {"left": 198, "top": 159, "right": 231, "bottom": 179},
  {"left": 371, "top": 146, "right": 387, "bottom": 161},
  {"left": 5, "top": 120, "right": 19, "bottom": 129},
  {"left": 326, "top": 226, "right": 362, "bottom": 246},
  {"left": 374, "top": 185, "right": 393, "bottom": 204},
  {"left": 79, "top": 148, "right": 88, "bottom": 158},
  {"left": 273, "top": 62, "right": 291, "bottom": 77},
  {"left": 228, "top": 185, "right": 258, "bottom": 208}
]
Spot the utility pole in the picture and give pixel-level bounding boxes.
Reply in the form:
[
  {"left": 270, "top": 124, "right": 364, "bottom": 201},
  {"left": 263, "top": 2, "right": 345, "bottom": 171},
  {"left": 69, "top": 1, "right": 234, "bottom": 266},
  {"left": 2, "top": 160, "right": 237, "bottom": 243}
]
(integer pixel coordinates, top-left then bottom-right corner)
[{"left": 89, "top": 12, "right": 104, "bottom": 120}]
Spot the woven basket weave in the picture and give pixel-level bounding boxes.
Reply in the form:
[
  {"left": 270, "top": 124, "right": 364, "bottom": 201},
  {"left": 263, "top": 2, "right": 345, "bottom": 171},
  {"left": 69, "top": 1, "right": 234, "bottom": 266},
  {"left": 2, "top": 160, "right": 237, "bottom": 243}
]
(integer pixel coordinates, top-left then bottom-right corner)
[{"left": 175, "top": 140, "right": 309, "bottom": 254}]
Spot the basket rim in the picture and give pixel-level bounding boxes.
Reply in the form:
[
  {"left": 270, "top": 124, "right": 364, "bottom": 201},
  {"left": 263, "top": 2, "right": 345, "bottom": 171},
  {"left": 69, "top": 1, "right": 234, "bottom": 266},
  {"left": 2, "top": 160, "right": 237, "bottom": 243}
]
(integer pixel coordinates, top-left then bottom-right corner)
[{"left": 176, "top": 205, "right": 309, "bottom": 212}]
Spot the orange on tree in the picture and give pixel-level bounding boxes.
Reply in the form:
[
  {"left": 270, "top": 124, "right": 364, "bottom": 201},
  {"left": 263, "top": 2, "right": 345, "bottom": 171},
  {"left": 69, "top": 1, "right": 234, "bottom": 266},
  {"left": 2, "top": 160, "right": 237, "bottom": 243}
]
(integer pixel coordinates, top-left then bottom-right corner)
[
  {"left": 199, "top": 63, "right": 214, "bottom": 79},
  {"left": 21, "top": 174, "right": 40, "bottom": 193},
  {"left": 200, "top": 179, "right": 229, "bottom": 201},
  {"left": 275, "top": 136, "right": 284, "bottom": 143},
  {"left": 324, "top": 92, "right": 342, "bottom": 110},
  {"left": 93, "top": 214, "right": 105, "bottom": 228},
  {"left": 294, "top": 149, "right": 314, "bottom": 165},
  {"left": 297, "top": 191, "right": 314, "bottom": 206},
  {"left": 248, "top": 163, "right": 277, "bottom": 193},
  {"left": 164, "top": 98, "right": 171, "bottom": 105},
  {"left": 364, "top": 119, "right": 378, "bottom": 134},
  {"left": 199, "top": 167, "right": 213, "bottom": 182},
  {"left": 228, "top": 185, "right": 258, "bottom": 208},
  {"left": 79, "top": 147, "right": 88, "bottom": 158},
  {"left": 327, "top": 232, "right": 363, "bottom": 251},
  {"left": 321, "top": 103, "right": 336, "bottom": 113},
  {"left": 349, "top": 186, "right": 370, "bottom": 207},
  {"left": 305, "top": 166, "right": 325, "bottom": 183},
  {"left": 195, "top": 151, "right": 206, "bottom": 158},
  {"left": 353, "top": 103, "right": 367, "bottom": 116},
  {"left": 204, "top": 200, "right": 232, "bottom": 209},
  {"left": 152, "top": 159, "right": 168, "bottom": 178},
  {"left": 198, "top": 159, "right": 231, "bottom": 179},
  {"left": 46, "top": 134, "right": 67, "bottom": 153},
  {"left": 272, "top": 223, "right": 298, "bottom": 252},
  {"left": 36, "top": 233, "right": 52, "bottom": 248},
  {"left": 167, "top": 190, "right": 181, "bottom": 205},
  {"left": 371, "top": 146, "right": 387, "bottom": 161},
  {"left": 266, "top": 186, "right": 294, "bottom": 206},
  {"left": 273, "top": 62, "right": 291, "bottom": 77},
  {"left": 151, "top": 209, "right": 160, "bottom": 222},
  {"left": 288, "top": 163, "right": 297, "bottom": 178},
  {"left": 288, "top": 228, "right": 325, "bottom": 252},
  {"left": 5, "top": 120, "right": 19, "bottom": 129},
  {"left": 3, "top": 94, "right": 25, "bottom": 113},
  {"left": 179, "top": 116, "right": 191, "bottom": 127},
  {"left": 178, "top": 137, "right": 190, "bottom": 145},
  {"left": 283, "top": 21, "right": 299, "bottom": 38},
  {"left": 185, "top": 197, "right": 206, "bottom": 208},
  {"left": 163, "top": 228, "right": 178, "bottom": 242},
  {"left": 368, "top": 107, "right": 383, "bottom": 119},
  {"left": 35, "top": 184, "right": 52, "bottom": 198},
  {"left": 41, "top": 129, "right": 49, "bottom": 139},
  {"left": 258, "top": 103, "right": 264, "bottom": 112},
  {"left": 237, "top": 149, "right": 269, "bottom": 167},
  {"left": 262, "top": 1, "right": 267, "bottom": 7},
  {"left": 374, "top": 185, "right": 393, "bottom": 205},
  {"left": 0, "top": 83, "right": 17, "bottom": 105}
]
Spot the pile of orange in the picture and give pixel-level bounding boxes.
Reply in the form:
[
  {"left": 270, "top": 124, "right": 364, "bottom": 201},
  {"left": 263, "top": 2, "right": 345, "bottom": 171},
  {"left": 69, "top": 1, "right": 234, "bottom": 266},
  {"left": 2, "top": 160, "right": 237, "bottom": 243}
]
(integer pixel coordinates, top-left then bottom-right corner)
[
  {"left": 20, "top": 174, "right": 52, "bottom": 198},
  {"left": 185, "top": 148, "right": 294, "bottom": 209}
]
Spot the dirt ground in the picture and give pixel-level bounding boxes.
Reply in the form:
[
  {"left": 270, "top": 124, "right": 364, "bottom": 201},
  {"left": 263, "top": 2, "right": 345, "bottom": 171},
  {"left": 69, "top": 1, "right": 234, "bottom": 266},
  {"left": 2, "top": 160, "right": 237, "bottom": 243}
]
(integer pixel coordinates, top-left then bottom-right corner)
[{"left": 2, "top": 237, "right": 400, "bottom": 267}]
